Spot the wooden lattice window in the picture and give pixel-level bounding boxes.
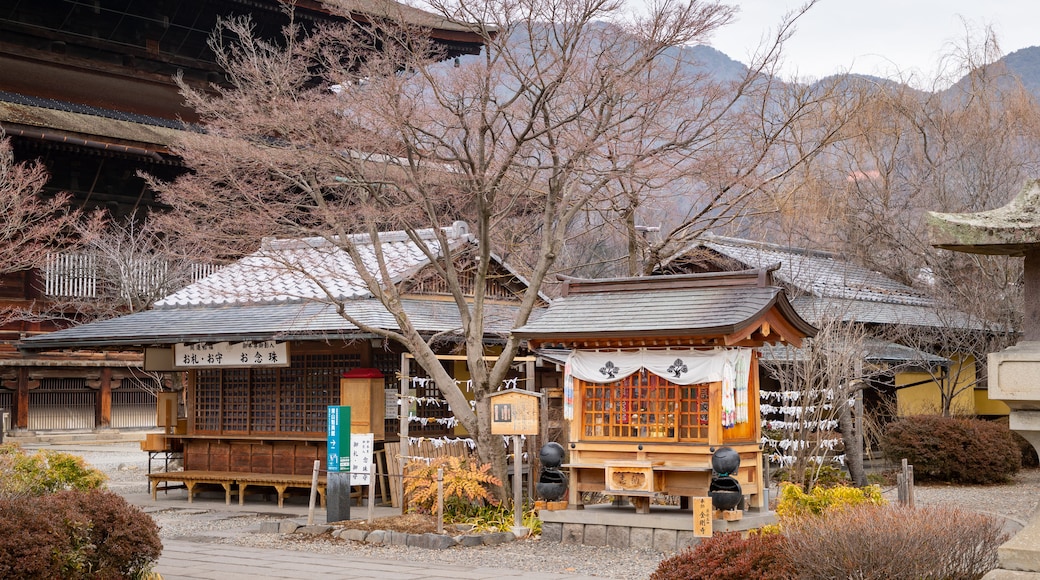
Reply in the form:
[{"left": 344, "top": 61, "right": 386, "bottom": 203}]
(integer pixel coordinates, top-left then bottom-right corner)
[
  {"left": 191, "top": 352, "right": 358, "bottom": 436},
  {"left": 580, "top": 372, "right": 709, "bottom": 442},
  {"left": 194, "top": 371, "right": 221, "bottom": 432},
  {"left": 222, "top": 369, "right": 250, "bottom": 433},
  {"left": 252, "top": 367, "right": 278, "bottom": 433}
]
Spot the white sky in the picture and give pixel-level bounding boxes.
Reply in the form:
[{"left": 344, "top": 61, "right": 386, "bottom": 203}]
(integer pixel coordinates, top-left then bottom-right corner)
[{"left": 704, "top": 0, "right": 1038, "bottom": 83}]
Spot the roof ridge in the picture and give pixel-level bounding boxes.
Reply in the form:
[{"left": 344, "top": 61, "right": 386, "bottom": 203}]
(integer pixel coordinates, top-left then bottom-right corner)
[{"left": 702, "top": 232, "right": 841, "bottom": 260}]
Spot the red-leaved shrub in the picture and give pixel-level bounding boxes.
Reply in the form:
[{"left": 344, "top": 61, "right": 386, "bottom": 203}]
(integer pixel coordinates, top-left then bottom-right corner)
[
  {"left": 881, "top": 415, "right": 1020, "bottom": 483},
  {"left": 649, "top": 532, "right": 793, "bottom": 580},
  {"left": 0, "top": 489, "right": 161, "bottom": 579}
]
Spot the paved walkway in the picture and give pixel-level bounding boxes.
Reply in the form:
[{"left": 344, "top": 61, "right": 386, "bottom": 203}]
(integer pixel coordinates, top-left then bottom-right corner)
[{"left": 157, "top": 540, "right": 605, "bottom": 580}]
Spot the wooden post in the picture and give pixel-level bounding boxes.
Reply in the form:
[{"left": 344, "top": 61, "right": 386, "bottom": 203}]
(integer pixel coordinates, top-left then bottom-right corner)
[
  {"left": 15, "top": 368, "right": 28, "bottom": 430},
  {"left": 307, "top": 460, "right": 320, "bottom": 525},
  {"left": 513, "top": 434, "right": 523, "bottom": 529},
  {"left": 367, "top": 462, "right": 376, "bottom": 524},
  {"left": 436, "top": 467, "right": 444, "bottom": 535},
  {"left": 399, "top": 355, "right": 410, "bottom": 515},
  {"left": 98, "top": 367, "right": 112, "bottom": 428}
]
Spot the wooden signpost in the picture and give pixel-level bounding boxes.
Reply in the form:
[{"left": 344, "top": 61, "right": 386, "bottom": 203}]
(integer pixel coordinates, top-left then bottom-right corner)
[
  {"left": 489, "top": 389, "right": 542, "bottom": 534},
  {"left": 693, "top": 497, "right": 713, "bottom": 537}
]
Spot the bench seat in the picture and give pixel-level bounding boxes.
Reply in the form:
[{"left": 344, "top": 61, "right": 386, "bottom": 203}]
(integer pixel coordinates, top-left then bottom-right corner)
[{"left": 148, "top": 471, "right": 328, "bottom": 508}]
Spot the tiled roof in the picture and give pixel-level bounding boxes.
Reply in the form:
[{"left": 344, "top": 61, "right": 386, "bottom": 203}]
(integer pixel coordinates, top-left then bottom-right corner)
[
  {"left": 513, "top": 269, "right": 815, "bottom": 343},
  {"left": 666, "top": 234, "right": 987, "bottom": 330},
  {"left": 155, "top": 222, "right": 473, "bottom": 307},
  {"left": 758, "top": 339, "right": 949, "bottom": 365},
  {"left": 19, "top": 298, "right": 524, "bottom": 350},
  {"left": 19, "top": 222, "right": 536, "bottom": 351},
  {"left": 695, "top": 234, "right": 933, "bottom": 307}
]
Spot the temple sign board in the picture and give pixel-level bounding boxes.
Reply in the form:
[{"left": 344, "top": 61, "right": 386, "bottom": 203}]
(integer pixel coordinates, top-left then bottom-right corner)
[
  {"left": 489, "top": 389, "right": 541, "bottom": 435},
  {"left": 173, "top": 341, "right": 290, "bottom": 368}
]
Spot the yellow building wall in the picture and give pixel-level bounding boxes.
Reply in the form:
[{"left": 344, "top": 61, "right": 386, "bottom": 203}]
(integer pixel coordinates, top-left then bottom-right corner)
[{"left": 895, "top": 355, "right": 1008, "bottom": 417}]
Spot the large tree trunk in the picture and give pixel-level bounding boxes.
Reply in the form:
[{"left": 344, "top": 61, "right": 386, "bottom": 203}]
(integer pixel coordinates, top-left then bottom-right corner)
[
  {"left": 472, "top": 395, "right": 511, "bottom": 501},
  {"left": 838, "top": 390, "right": 867, "bottom": 487}
]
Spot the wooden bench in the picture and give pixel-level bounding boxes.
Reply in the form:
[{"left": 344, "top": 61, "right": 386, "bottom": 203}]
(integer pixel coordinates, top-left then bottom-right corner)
[
  {"left": 148, "top": 471, "right": 328, "bottom": 508},
  {"left": 148, "top": 471, "right": 238, "bottom": 505},
  {"left": 235, "top": 473, "right": 327, "bottom": 508}
]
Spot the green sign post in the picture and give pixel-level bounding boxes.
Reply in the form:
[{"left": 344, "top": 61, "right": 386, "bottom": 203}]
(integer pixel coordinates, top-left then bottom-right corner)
[{"left": 327, "top": 406, "right": 351, "bottom": 522}]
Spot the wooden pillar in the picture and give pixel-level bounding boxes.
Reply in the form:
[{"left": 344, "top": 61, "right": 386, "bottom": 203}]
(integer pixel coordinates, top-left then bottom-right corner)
[
  {"left": 98, "top": 367, "right": 112, "bottom": 428},
  {"left": 15, "top": 368, "right": 28, "bottom": 429},
  {"left": 708, "top": 381, "right": 722, "bottom": 446}
]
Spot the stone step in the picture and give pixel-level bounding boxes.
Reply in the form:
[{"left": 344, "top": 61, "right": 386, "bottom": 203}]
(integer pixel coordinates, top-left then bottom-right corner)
[{"left": 3, "top": 429, "right": 155, "bottom": 445}]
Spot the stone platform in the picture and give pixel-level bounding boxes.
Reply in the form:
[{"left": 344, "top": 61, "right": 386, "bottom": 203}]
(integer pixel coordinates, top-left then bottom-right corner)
[{"left": 539, "top": 503, "right": 775, "bottom": 552}]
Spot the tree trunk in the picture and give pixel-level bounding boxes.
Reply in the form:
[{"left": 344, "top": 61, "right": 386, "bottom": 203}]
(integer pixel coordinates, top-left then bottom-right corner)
[
  {"left": 838, "top": 394, "right": 867, "bottom": 487},
  {"left": 471, "top": 394, "right": 511, "bottom": 502}
]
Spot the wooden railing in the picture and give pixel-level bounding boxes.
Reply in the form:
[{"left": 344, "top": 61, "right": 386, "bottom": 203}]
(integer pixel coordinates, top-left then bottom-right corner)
[{"left": 43, "top": 252, "right": 220, "bottom": 299}]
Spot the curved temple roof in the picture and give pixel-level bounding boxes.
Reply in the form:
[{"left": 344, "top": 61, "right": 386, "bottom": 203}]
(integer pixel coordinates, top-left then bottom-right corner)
[{"left": 512, "top": 268, "right": 816, "bottom": 349}]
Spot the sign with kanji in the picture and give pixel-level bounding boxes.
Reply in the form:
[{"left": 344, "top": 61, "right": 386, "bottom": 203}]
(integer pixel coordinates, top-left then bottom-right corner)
[
  {"left": 327, "top": 406, "right": 351, "bottom": 472},
  {"left": 350, "top": 433, "right": 374, "bottom": 485},
  {"left": 489, "top": 389, "right": 541, "bottom": 435},
  {"left": 173, "top": 341, "right": 289, "bottom": 368},
  {"left": 693, "top": 497, "right": 713, "bottom": 537}
]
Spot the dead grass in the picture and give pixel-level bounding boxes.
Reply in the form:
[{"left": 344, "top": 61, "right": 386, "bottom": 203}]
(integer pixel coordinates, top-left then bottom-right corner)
[{"left": 329, "top": 513, "right": 440, "bottom": 534}]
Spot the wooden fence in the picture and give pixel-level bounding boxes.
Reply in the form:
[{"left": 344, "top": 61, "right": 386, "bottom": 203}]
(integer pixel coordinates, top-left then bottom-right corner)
[{"left": 383, "top": 439, "right": 474, "bottom": 508}]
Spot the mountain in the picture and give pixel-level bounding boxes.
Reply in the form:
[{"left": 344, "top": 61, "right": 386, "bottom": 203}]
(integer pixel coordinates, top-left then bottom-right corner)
[{"left": 1000, "top": 46, "right": 1040, "bottom": 96}]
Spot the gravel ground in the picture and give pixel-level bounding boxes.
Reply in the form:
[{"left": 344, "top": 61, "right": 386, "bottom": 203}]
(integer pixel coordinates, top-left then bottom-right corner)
[{"left": 46, "top": 442, "right": 1040, "bottom": 580}]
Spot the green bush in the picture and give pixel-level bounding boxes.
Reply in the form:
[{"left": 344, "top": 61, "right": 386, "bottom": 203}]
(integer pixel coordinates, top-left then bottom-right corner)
[
  {"left": 0, "top": 489, "right": 161, "bottom": 579},
  {"left": 784, "top": 504, "right": 1006, "bottom": 579},
  {"left": 649, "top": 532, "right": 794, "bottom": 580},
  {"left": 881, "top": 416, "right": 1021, "bottom": 484},
  {"left": 0, "top": 443, "right": 107, "bottom": 496}
]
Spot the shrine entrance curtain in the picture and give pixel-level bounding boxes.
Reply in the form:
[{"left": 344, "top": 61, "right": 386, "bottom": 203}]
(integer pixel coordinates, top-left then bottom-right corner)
[
  {"left": 566, "top": 348, "right": 745, "bottom": 385},
  {"left": 563, "top": 348, "right": 753, "bottom": 424}
]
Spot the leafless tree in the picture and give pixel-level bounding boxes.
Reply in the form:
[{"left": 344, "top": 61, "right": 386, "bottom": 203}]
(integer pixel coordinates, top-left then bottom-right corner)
[
  {"left": 0, "top": 135, "right": 105, "bottom": 326},
  {"left": 759, "top": 311, "right": 876, "bottom": 489},
  {"left": 147, "top": 0, "right": 848, "bottom": 494}
]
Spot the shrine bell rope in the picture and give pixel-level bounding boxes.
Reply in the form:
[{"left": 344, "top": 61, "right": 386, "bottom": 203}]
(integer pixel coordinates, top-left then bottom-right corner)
[{"left": 563, "top": 348, "right": 753, "bottom": 427}]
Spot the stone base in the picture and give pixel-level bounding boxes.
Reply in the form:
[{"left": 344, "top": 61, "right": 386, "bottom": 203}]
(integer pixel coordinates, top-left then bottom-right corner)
[
  {"left": 993, "top": 513, "right": 1040, "bottom": 573},
  {"left": 539, "top": 503, "right": 774, "bottom": 552}
]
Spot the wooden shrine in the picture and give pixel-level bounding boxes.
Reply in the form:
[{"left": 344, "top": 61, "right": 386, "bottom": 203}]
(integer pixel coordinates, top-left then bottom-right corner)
[{"left": 513, "top": 268, "right": 816, "bottom": 513}]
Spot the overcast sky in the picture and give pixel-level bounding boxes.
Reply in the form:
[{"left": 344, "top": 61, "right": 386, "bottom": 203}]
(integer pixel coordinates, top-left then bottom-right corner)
[{"left": 703, "top": 0, "right": 1038, "bottom": 83}]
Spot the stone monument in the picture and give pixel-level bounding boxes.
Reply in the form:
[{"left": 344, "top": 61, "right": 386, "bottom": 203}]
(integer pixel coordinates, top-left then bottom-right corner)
[{"left": 928, "top": 179, "right": 1040, "bottom": 577}]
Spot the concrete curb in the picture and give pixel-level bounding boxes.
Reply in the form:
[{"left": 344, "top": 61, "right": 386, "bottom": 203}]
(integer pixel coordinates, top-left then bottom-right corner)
[{"left": 261, "top": 519, "right": 520, "bottom": 550}]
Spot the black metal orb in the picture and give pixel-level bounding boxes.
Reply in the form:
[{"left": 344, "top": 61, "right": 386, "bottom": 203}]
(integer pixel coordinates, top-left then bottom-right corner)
[
  {"left": 536, "top": 468, "right": 568, "bottom": 501},
  {"left": 711, "top": 446, "right": 741, "bottom": 476},
  {"left": 539, "top": 442, "right": 566, "bottom": 469},
  {"left": 709, "top": 475, "right": 743, "bottom": 511}
]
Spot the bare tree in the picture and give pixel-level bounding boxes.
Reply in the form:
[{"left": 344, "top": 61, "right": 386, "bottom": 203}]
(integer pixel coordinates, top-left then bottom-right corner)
[
  {"left": 0, "top": 135, "right": 105, "bottom": 326},
  {"left": 147, "top": 0, "right": 846, "bottom": 494},
  {"left": 0, "top": 136, "right": 96, "bottom": 275},
  {"left": 760, "top": 311, "right": 876, "bottom": 489}
]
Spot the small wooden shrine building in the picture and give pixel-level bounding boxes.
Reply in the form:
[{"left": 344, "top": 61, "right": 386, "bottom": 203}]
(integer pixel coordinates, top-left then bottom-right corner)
[{"left": 513, "top": 268, "right": 816, "bottom": 512}]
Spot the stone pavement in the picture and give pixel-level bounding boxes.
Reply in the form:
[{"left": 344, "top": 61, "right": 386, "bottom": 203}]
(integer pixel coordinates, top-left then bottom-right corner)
[{"left": 157, "top": 540, "right": 606, "bottom": 580}]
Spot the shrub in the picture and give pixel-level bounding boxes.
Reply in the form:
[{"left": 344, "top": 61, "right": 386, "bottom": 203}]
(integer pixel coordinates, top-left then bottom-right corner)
[
  {"left": 774, "top": 482, "right": 885, "bottom": 520},
  {"left": 881, "top": 416, "right": 1021, "bottom": 484},
  {"left": 784, "top": 504, "right": 1006, "bottom": 579},
  {"left": 1012, "top": 430, "right": 1040, "bottom": 468},
  {"left": 0, "top": 443, "right": 107, "bottom": 497},
  {"left": 0, "top": 489, "right": 161, "bottom": 579},
  {"left": 649, "top": 532, "right": 794, "bottom": 580},
  {"left": 404, "top": 456, "right": 502, "bottom": 516},
  {"left": 452, "top": 502, "right": 543, "bottom": 534}
]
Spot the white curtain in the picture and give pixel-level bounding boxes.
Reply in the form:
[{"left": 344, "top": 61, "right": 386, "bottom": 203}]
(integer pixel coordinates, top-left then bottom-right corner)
[
  {"left": 566, "top": 348, "right": 745, "bottom": 385},
  {"left": 564, "top": 348, "right": 753, "bottom": 425}
]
